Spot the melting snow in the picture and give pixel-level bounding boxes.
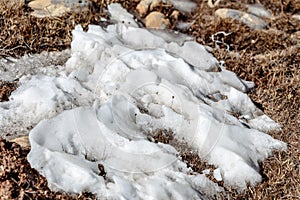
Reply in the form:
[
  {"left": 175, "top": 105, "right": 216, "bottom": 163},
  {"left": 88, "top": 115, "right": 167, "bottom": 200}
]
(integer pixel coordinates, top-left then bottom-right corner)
[{"left": 0, "top": 3, "right": 286, "bottom": 199}]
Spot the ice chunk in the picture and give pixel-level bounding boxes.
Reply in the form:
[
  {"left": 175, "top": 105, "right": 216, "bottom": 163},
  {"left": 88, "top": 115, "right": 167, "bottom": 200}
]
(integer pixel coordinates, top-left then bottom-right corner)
[
  {"left": 213, "top": 168, "right": 223, "bottom": 181},
  {"left": 108, "top": 3, "right": 139, "bottom": 27}
]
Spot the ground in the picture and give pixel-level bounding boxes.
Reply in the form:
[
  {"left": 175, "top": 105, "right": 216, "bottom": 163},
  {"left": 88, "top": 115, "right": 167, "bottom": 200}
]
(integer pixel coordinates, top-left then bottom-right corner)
[{"left": 0, "top": 0, "right": 299, "bottom": 199}]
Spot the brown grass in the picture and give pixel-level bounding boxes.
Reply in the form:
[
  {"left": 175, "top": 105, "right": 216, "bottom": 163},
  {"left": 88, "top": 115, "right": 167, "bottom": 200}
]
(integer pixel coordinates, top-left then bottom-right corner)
[
  {"left": 0, "top": 81, "right": 17, "bottom": 102},
  {"left": 0, "top": 0, "right": 143, "bottom": 58},
  {"left": 0, "top": 0, "right": 299, "bottom": 199},
  {"left": 0, "top": 138, "right": 96, "bottom": 199},
  {"left": 0, "top": 1, "right": 107, "bottom": 58}
]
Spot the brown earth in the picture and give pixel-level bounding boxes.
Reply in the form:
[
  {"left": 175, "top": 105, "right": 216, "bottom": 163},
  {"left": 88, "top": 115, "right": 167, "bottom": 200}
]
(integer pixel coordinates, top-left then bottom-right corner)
[{"left": 0, "top": 0, "right": 299, "bottom": 199}]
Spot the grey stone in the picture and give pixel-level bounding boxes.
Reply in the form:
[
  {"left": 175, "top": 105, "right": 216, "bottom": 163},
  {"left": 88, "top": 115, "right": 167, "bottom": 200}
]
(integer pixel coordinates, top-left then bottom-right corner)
[
  {"left": 247, "top": 4, "right": 271, "bottom": 18},
  {"left": 215, "top": 8, "right": 268, "bottom": 29}
]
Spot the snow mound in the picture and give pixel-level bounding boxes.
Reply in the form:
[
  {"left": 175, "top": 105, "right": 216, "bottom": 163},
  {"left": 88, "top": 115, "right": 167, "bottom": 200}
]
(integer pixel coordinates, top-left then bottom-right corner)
[{"left": 0, "top": 3, "right": 286, "bottom": 199}]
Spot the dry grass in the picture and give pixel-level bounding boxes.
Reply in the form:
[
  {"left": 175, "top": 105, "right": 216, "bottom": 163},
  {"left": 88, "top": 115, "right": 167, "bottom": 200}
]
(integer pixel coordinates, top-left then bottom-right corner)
[
  {"left": 0, "top": 138, "right": 96, "bottom": 199},
  {"left": 151, "top": 129, "right": 217, "bottom": 175},
  {"left": 0, "top": 0, "right": 142, "bottom": 58},
  {"left": 0, "top": 81, "right": 17, "bottom": 102},
  {"left": 0, "top": 1, "right": 109, "bottom": 58},
  {"left": 212, "top": 44, "right": 299, "bottom": 200},
  {"left": 0, "top": 0, "right": 299, "bottom": 199}
]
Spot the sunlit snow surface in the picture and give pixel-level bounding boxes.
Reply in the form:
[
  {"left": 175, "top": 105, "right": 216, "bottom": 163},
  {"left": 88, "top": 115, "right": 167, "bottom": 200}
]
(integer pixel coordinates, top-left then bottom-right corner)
[{"left": 0, "top": 4, "right": 286, "bottom": 199}]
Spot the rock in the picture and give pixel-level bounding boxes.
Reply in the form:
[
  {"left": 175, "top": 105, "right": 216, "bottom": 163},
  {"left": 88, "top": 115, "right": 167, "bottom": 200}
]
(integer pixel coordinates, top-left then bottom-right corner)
[
  {"left": 27, "top": 0, "right": 88, "bottom": 18},
  {"left": 292, "top": 14, "right": 300, "bottom": 21},
  {"left": 136, "top": 0, "right": 160, "bottom": 17},
  {"left": 167, "top": 0, "right": 196, "bottom": 13},
  {"left": 145, "top": 11, "right": 170, "bottom": 29},
  {"left": 149, "top": 0, "right": 162, "bottom": 11},
  {"left": 9, "top": 136, "right": 30, "bottom": 149},
  {"left": 247, "top": 3, "right": 271, "bottom": 18},
  {"left": 215, "top": 8, "right": 267, "bottom": 29},
  {"left": 207, "top": 0, "right": 222, "bottom": 8},
  {"left": 175, "top": 22, "right": 191, "bottom": 31},
  {"left": 28, "top": 0, "right": 51, "bottom": 10},
  {"left": 30, "top": 4, "right": 70, "bottom": 18},
  {"left": 170, "top": 10, "right": 180, "bottom": 21},
  {"left": 136, "top": 0, "right": 196, "bottom": 17}
]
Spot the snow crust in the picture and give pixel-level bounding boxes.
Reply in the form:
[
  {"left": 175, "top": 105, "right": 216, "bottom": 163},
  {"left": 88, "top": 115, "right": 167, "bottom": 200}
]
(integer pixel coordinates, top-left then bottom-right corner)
[
  {"left": 0, "top": 3, "right": 286, "bottom": 199},
  {"left": 0, "top": 50, "right": 70, "bottom": 82}
]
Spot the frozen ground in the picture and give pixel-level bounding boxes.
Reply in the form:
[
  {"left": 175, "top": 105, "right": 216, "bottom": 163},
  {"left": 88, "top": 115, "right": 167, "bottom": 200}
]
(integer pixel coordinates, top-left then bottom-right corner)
[{"left": 0, "top": 3, "right": 286, "bottom": 199}]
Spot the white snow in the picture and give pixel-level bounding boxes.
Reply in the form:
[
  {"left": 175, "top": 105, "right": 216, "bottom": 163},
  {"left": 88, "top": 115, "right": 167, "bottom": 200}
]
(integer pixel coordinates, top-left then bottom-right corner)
[
  {"left": 0, "top": 3, "right": 286, "bottom": 199},
  {"left": 108, "top": 3, "right": 139, "bottom": 28},
  {"left": 0, "top": 50, "right": 70, "bottom": 82},
  {"left": 213, "top": 168, "right": 223, "bottom": 181}
]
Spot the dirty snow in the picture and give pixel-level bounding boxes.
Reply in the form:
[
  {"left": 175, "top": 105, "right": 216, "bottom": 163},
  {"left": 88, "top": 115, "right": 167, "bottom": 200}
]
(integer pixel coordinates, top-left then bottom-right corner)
[{"left": 0, "top": 3, "right": 286, "bottom": 199}]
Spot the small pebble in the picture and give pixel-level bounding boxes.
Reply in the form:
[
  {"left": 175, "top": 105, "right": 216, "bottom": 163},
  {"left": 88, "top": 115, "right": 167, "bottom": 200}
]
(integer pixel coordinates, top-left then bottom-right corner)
[
  {"left": 136, "top": 0, "right": 160, "bottom": 17},
  {"left": 247, "top": 3, "right": 271, "bottom": 18},
  {"left": 175, "top": 22, "right": 191, "bottom": 31},
  {"left": 292, "top": 14, "right": 300, "bottom": 21},
  {"left": 28, "top": 0, "right": 88, "bottom": 18},
  {"left": 28, "top": 0, "right": 51, "bottom": 10},
  {"left": 215, "top": 8, "right": 267, "bottom": 29},
  {"left": 9, "top": 136, "right": 30, "bottom": 149},
  {"left": 145, "top": 11, "right": 170, "bottom": 29}
]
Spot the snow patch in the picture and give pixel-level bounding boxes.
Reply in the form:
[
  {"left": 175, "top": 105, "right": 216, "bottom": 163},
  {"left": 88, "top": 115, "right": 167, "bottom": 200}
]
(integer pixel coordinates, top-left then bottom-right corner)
[{"left": 0, "top": 3, "right": 286, "bottom": 199}]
